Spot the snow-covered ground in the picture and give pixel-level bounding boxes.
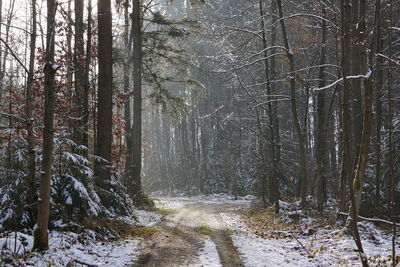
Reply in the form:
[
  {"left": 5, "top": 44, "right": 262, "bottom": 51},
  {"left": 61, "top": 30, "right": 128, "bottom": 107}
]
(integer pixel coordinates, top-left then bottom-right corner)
[
  {"left": 194, "top": 238, "right": 222, "bottom": 267},
  {"left": 0, "top": 231, "right": 140, "bottom": 266},
  {"left": 153, "top": 193, "right": 254, "bottom": 210},
  {"left": 222, "top": 212, "right": 397, "bottom": 267},
  {"left": 0, "top": 209, "right": 161, "bottom": 266}
]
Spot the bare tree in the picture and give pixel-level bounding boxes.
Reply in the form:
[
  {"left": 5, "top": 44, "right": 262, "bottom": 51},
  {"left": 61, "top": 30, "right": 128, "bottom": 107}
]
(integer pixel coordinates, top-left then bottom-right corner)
[{"left": 34, "top": 0, "right": 58, "bottom": 251}]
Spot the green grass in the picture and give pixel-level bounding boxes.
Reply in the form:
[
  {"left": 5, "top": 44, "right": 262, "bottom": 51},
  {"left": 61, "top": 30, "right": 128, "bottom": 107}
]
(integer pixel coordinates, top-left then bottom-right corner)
[
  {"left": 157, "top": 208, "right": 176, "bottom": 216},
  {"left": 194, "top": 225, "right": 212, "bottom": 236}
]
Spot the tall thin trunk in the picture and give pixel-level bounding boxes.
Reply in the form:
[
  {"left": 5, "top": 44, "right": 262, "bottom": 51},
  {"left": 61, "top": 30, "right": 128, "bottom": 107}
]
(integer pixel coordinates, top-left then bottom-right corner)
[
  {"left": 0, "top": 0, "right": 16, "bottom": 100},
  {"left": 345, "top": 0, "right": 370, "bottom": 265},
  {"left": 276, "top": 0, "right": 308, "bottom": 205},
  {"left": 95, "top": 0, "right": 113, "bottom": 184},
  {"left": 338, "top": 0, "right": 352, "bottom": 218},
  {"left": 316, "top": 2, "right": 327, "bottom": 213},
  {"left": 387, "top": 1, "right": 396, "bottom": 264},
  {"left": 130, "top": 0, "right": 143, "bottom": 200},
  {"left": 83, "top": 0, "right": 92, "bottom": 159},
  {"left": 349, "top": 0, "right": 371, "bottom": 220},
  {"left": 124, "top": 0, "right": 133, "bottom": 187},
  {"left": 74, "top": 0, "right": 85, "bottom": 153},
  {"left": 350, "top": 0, "right": 363, "bottom": 166},
  {"left": 26, "top": 0, "right": 37, "bottom": 209},
  {"left": 373, "top": 0, "right": 382, "bottom": 218},
  {"left": 259, "top": 0, "right": 279, "bottom": 212},
  {"left": 270, "top": 0, "right": 281, "bottom": 174},
  {"left": 34, "top": 0, "right": 57, "bottom": 251}
]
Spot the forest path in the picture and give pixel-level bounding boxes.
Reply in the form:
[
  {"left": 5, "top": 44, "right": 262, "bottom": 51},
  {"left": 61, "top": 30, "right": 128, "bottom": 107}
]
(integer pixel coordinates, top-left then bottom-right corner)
[{"left": 133, "top": 197, "right": 248, "bottom": 267}]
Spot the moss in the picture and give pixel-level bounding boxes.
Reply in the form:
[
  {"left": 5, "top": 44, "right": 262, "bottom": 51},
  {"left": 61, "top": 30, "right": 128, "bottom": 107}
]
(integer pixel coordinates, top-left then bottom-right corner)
[
  {"left": 130, "top": 226, "right": 158, "bottom": 239},
  {"left": 194, "top": 225, "right": 212, "bottom": 236},
  {"left": 157, "top": 208, "right": 176, "bottom": 216}
]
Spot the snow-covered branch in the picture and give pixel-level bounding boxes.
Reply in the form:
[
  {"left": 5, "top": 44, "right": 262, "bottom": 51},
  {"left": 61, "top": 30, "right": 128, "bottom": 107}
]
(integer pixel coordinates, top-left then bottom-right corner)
[{"left": 313, "top": 69, "right": 372, "bottom": 93}]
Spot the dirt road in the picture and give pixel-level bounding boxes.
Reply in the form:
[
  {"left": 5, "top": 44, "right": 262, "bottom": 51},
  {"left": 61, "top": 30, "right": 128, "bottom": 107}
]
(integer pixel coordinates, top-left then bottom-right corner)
[{"left": 133, "top": 197, "right": 248, "bottom": 267}]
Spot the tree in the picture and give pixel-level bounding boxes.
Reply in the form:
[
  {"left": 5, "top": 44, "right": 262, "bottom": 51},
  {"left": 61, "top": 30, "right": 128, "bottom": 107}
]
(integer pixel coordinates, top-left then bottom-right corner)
[
  {"left": 276, "top": 0, "right": 308, "bottom": 206},
  {"left": 26, "top": 0, "right": 37, "bottom": 210},
  {"left": 129, "top": 0, "right": 144, "bottom": 200},
  {"left": 73, "top": 0, "right": 85, "bottom": 155},
  {"left": 95, "top": 0, "right": 113, "bottom": 185},
  {"left": 34, "top": 0, "right": 58, "bottom": 251}
]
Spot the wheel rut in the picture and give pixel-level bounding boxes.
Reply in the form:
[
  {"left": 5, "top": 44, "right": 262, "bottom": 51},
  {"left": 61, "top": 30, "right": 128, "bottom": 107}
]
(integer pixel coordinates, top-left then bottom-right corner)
[{"left": 133, "top": 199, "right": 245, "bottom": 267}]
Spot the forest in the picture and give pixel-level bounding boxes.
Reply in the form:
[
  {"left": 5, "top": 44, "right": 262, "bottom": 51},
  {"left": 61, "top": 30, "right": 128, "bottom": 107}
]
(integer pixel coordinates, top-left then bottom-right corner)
[{"left": 0, "top": 0, "right": 399, "bottom": 266}]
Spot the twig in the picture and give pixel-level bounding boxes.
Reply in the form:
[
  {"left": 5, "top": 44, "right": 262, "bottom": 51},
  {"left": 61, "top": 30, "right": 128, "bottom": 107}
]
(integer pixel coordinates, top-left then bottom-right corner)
[
  {"left": 338, "top": 211, "right": 400, "bottom": 227},
  {"left": 0, "top": 37, "right": 29, "bottom": 74},
  {"left": 72, "top": 259, "right": 98, "bottom": 267},
  {"left": 288, "top": 230, "right": 314, "bottom": 258}
]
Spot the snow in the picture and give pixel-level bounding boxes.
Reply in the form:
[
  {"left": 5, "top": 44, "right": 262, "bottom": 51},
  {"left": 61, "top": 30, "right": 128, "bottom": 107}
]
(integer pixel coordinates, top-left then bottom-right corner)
[
  {"left": 153, "top": 193, "right": 254, "bottom": 210},
  {"left": 194, "top": 238, "right": 222, "bottom": 267},
  {"left": 0, "top": 231, "right": 140, "bottom": 267},
  {"left": 131, "top": 209, "right": 161, "bottom": 226},
  {"left": 221, "top": 212, "right": 398, "bottom": 267}
]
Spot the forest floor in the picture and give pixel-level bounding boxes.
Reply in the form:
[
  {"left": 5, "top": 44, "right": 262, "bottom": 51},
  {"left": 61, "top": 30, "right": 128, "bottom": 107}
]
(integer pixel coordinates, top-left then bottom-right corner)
[
  {"left": 1, "top": 195, "right": 397, "bottom": 266},
  {"left": 134, "top": 196, "right": 399, "bottom": 267}
]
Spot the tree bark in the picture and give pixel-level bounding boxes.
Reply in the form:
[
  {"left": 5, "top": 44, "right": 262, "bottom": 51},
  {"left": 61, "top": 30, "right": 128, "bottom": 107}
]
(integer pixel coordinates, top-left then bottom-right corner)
[
  {"left": 338, "top": 0, "right": 352, "bottom": 218},
  {"left": 316, "top": 2, "right": 327, "bottom": 213},
  {"left": 73, "top": 0, "right": 85, "bottom": 153},
  {"left": 129, "top": 0, "right": 143, "bottom": 200},
  {"left": 348, "top": 0, "right": 371, "bottom": 220},
  {"left": 95, "top": 0, "right": 113, "bottom": 185},
  {"left": 350, "top": 0, "right": 363, "bottom": 166},
  {"left": 34, "top": 0, "right": 57, "bottom": 251},
  {"left": 276, "top": 0, "right": 308, "bottom": 206},
  {"left": 83, "top": 0, "right": 92, "bottom": 159},
  {"left": 259, "top": 0, "right": 280, "bottom": 212},
  {"left": 26, "top": 0, "right": 37, "bottom": 209}
]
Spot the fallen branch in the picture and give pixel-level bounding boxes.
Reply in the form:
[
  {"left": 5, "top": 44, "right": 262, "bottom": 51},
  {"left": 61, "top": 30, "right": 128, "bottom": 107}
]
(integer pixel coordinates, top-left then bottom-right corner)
[
  {"left": 288, "top": 230, "right": 314, "bottom": 258},
  {"left": 338, "top": 212, "right": 400, "bottom": 227},
  {"left": 72, "top": 259, "right": 98, "bottom": 267}
]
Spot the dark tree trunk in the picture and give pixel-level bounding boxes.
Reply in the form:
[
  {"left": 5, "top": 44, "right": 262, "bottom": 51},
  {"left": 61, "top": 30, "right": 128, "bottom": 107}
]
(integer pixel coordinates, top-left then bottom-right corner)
[
  {"left": 34, "top": 0, "right": 57, "bottom": 251},
  {"left": 259, "top": 0, "right": 280, "bottom": 212},
  {"left": 73, "top": 0, "right": 85, "bottom": 153},
  {"left": 276, "top": 0, "right": 308, "bottom": 206},
  {"left": 338, "top": 0, "right": 352, "bottom": 218},
  {"left": 26, "top": 0, "right": 37, "bottom": 210},
  {"left": 129, "top": 0, "right": 143, "bottom": 200},
  {"left": 316, "top": 2, "right": 327, "bottom": 213},
  {"left": 83, "top": 0, "right": 92, "bottom": 159},
  {"left": 95, "top": 0, "right": 113, "bottom": 185}
]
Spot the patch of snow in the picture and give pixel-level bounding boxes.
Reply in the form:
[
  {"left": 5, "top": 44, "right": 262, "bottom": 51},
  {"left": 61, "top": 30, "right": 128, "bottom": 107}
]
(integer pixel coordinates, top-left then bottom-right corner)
[
  {"left": 132, "top": 209, "right": 161, "bottom": 227},
  {"left": 194, "top": 238, "right": 222, "bottom": 267},
  {"left": 0, "top": 231, "right": 140, "bottom": 267},
  {"left": 221, "top": 211, "right": 397, "bottom": 266}
]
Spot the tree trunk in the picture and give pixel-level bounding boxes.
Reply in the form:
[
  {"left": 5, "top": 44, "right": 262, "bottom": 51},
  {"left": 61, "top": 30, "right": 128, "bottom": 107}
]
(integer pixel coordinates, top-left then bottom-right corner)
[
  {"left": 276, "top": 0, "right": 308, "bottom": 206},
  {"left": 259, "top": 0, "right": 280, "bottom": 212},
  {"left": 26, "top": 0, "right": 37, "bottom": 209},
  {"left": 83, "top": 0, "right": 92, "bottom": 159},
  {"left": 337, "top": 0, "right": 352, "bottom": 219},
  {"left": 73, "top": 0, "right": 85, "bottom": 153},
  {"left": 95, "top": 0, "right": 113, "bottom": 185},
  {"left": 129, "top": 0, "right": 143, "bottom": 200},
  {"left": 373, "top": 0, "right": 382, "bottom": 218},
  {"left": 34, "top": 0, "right": 57, "bottom": 251},
  {"left": 348, "top": 0, "right": 371, "bottom": 220},
  {"left": 350, "top": 0, "right": 363, "bottom": 166},
  {"left": 316, "top": 2, "right": 327, "bottom": 213},
  {"left": 123, "top": 0, "right": 133, "bottom": 187},
  {"left": 0, "top": 0, "right": 16, "bottom": 100}
]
